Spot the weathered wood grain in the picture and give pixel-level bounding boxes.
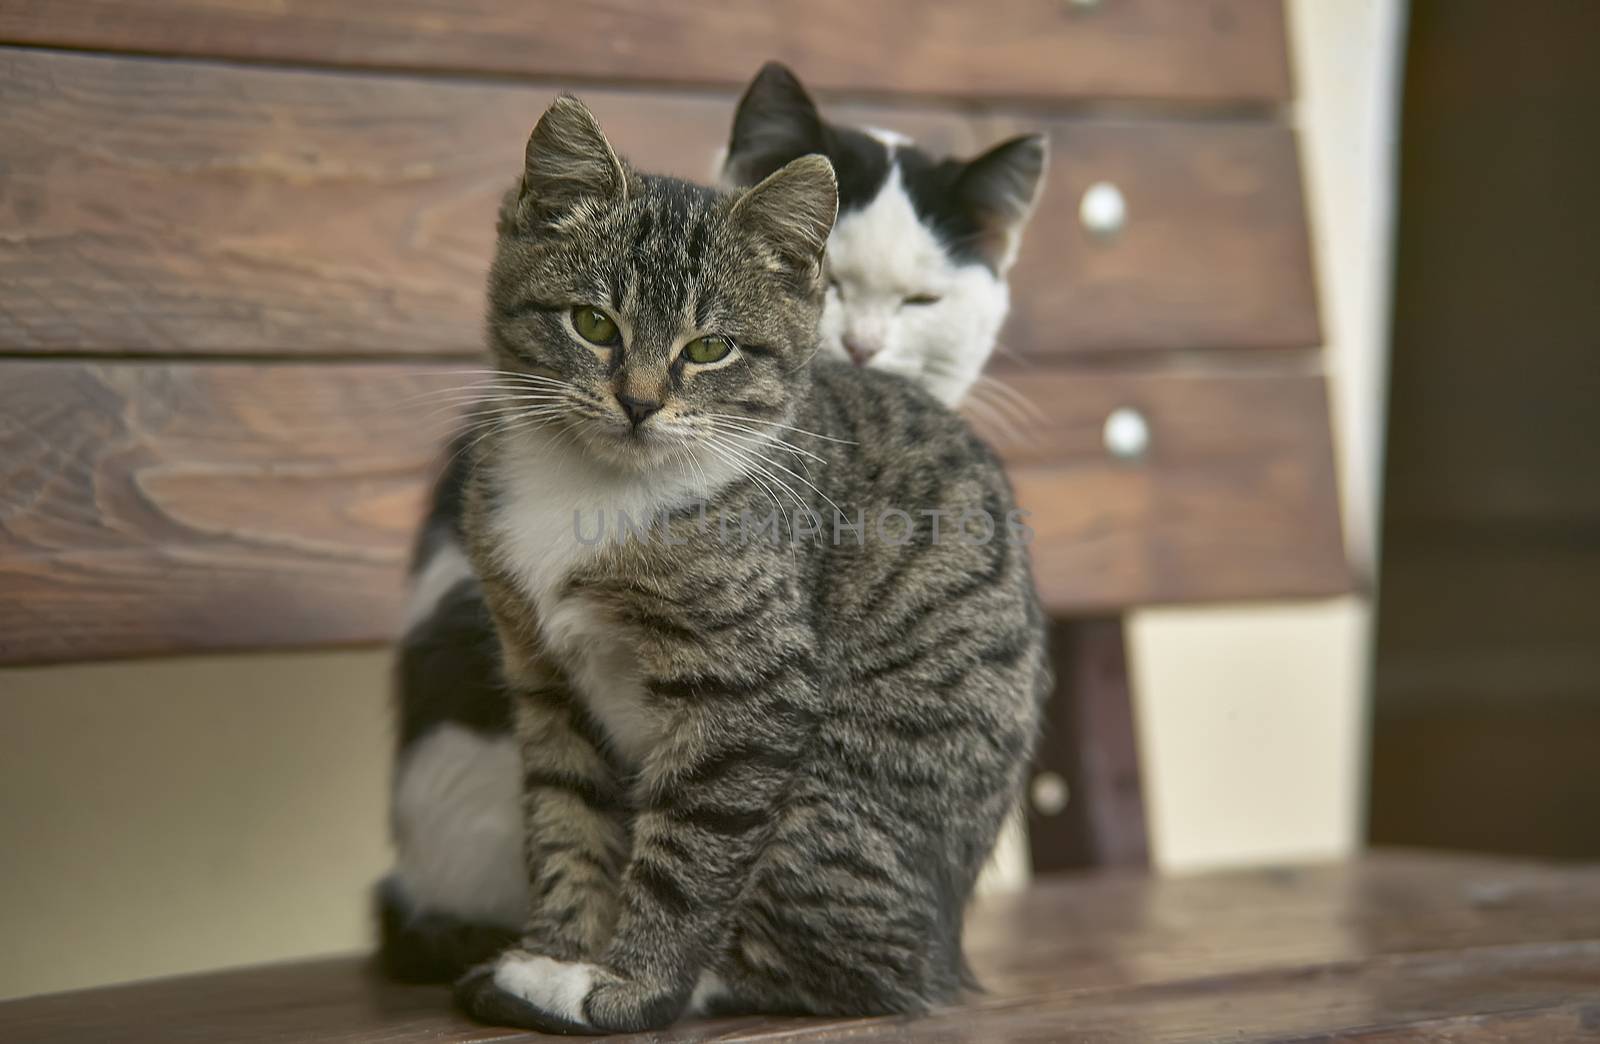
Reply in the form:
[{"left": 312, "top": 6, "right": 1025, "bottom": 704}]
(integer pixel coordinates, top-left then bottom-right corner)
[
  {"left": 3, "top": 854, "right": 1598, "bottom": 1041},
  {"left": 1003, "top": 118, "right": 1322, "bottom": 357},
  {"left": 0, "top": 0, "right": 1292, "bottom": 105},
  {"left": 0, "top": 362, "right": 1348, "bottom": 664},
  {"left": 0, "top": 47, "right": 1319, "bottom": 360},
  {"left": 0, "top": 362, "right": 453, "bottom": 664},
  {"left": 969, "top": 368, "right": 1350, "bottom": 609}
]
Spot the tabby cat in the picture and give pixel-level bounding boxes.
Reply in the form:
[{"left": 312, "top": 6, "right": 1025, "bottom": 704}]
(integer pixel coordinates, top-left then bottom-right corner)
[
  {"left": 379, "top": 67, "right": 1049, "bottom": 988},
  {"left": 434, "top": 95, "right": 1047, "bottom": 1034}
]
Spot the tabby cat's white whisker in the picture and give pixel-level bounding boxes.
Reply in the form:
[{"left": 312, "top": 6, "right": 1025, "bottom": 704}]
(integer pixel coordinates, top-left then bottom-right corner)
[
  {"left": 680, "top": 445, "right": 709, "bottom": 494},
  {"left": 701, "top": 440, "right": 795, "bottom": 546},
  {"left": 397, "top": 369, "right": 572, "bottom": 389},
  {"left": 714, "top": 429, "right": 821, "bottom": 476},
  {"left": 718, "top": 430, "right": 817, "bottom": 479},
  {"left": 420, "top": 399, "right": 569, "bottom": 426},
  {"left": 417, "top": 393, "right": 571, "bottom": 416},
  {"left": 444, "top": 404, "right": 574, "bottom": 473},
  {"left": 710, "top": 421, "right": 828, "bottom": 463},
  {"left": 399, "top": 381, "right": 573, "bottom": 409},
  {"left": 704, "top": 413, "right": 857, "bottom": 446},
  {"left": 713, "top": 438, "right": 810, "bottom": 522},
  {"left": 743, "top": 448, "right": 847, "bottom": 523},
  {"left": 716, "top": 438, "right": 832, "bottom": 543}
]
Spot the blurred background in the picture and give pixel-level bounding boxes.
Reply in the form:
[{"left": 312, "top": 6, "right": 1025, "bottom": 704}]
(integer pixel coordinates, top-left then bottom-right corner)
[{"left": 1, "top": 0, "right": 1595, "bottom": 1002}]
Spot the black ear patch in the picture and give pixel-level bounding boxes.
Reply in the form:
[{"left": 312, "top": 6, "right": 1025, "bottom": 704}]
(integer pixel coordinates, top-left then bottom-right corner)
[
  {"left": 898, "top": 134, "right": 1048, "bottom": 273},
  {"left": 724, "top": 62, "right": 826, "bottom": 188},
  {"left": 724, "top": 62, "right": 892, "bottom": 213},
  {"left": 726, "top": 63, "right": 1046, "bottom": 271},
  {"left": 959, "top": 134, "right": 1048, "bottom": 232}
]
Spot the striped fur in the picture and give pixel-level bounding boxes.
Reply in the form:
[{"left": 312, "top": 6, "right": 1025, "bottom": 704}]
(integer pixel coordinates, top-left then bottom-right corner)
[
  {"left": 417, "top": 96, "right": 1050, "bottom": 1035},
  {"left": 379, "top": 77, "right": 1047, "bottom": 983}
]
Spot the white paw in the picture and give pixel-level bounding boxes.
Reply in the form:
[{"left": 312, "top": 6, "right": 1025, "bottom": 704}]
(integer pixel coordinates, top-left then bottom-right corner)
[
  {"left": 492, "top": 952, "right": 598, "bottom": 1028},
  {"left": 687, "top": 969, "right": 727, "bottom": 1015}
]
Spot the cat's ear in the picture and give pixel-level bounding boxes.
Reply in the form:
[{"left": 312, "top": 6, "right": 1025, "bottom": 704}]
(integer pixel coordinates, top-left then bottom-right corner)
[
  {"left": 513, "top": 94, "right": 628, "bottom": 227},
  {"left": 723, "top": 62, "right": 827, "bottom": 188},
  {"left": 731, "top": 153, "right": 838, "bottom": 279},
  {"left": 957, "top": 134, "right": 1049, "bottom": 272}
]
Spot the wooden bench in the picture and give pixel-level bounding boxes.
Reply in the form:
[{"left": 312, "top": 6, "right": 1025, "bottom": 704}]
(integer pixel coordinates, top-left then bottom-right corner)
[
  {"left": 0, "top": 0, "right": 1351, "bottom": 1028},
  {"left": 0, "top": 0, "right": 1346, "bottom": 877},
  {"left": 7, "top": 852, "right": 1600, "bottom": 1041}
]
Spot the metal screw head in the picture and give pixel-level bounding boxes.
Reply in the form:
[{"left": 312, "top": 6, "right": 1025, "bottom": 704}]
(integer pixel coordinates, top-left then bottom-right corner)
[
  {"left": 1103, "top": 406, "right": 1151, "bottom": 461},
  {"left": 1080, "top": 181, "right": 1127, "bottom": 240},
  {"left": 1031, "top": 771, "right": 1071, "bottom": 816}
]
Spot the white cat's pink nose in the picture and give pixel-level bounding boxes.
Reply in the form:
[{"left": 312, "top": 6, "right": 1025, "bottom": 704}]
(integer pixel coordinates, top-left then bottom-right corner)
[{"left": 843, "top": 337, "right": 879, "bottom": 366}]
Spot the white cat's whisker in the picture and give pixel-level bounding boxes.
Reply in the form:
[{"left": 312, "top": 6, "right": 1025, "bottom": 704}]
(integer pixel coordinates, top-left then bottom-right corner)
[
  {"left": 991, "top": 343, "right": 1028, "bottom": 364},
  {"left": 960, "top": 395, "right": 1028, "bottom": 446},
  {"left": 946, "top": 372, "right": 1038, "bottom": 444},
  {"left": 974, "top": 376, "right": 1046, "bottom": 425}
]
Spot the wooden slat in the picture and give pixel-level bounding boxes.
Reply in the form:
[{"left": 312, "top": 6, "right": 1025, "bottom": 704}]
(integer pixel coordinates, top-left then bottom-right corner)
[
  {"left": 1004, "top": 118, "right": 1322, "bottom": 357},
  {"left": 0, "top": 362, "right": 449, "bottom": 665},
  {"left": 4, "top": 854, "right": 1600, "bottom": 1041},
  {"left": 0, "top": 0, "right": 1292, "bottom": 105},
  {"left": 0, "top": 47, "right": 1319, "bottom": 360},
  {"left": 1, "top": 362, "right": 1346, "bottom": 665},
  {"left": 1028, "top": 618, "right": 1150, "bottom": 873},
  {"left": 971, "top": 369, "right": 1350, "bottom": 610}
]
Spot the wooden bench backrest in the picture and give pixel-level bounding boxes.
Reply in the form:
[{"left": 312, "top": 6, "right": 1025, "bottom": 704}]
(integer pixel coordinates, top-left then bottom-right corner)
[{"left": 0, "top": 1, "right": 1346, "bottom": 665}]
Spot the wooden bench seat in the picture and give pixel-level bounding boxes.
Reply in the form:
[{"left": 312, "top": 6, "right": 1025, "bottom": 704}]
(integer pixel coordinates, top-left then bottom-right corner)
[{"left": 5, "top": 853, "right": 1598, "bottom": 1042}]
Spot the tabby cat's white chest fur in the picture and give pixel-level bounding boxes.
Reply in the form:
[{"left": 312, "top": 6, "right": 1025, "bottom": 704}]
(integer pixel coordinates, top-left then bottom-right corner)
[{"left": 485, "top": 431, "right": 735, "bottom": 766}]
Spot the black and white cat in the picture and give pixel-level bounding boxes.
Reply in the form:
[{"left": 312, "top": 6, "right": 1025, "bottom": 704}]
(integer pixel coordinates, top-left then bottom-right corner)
[
  {"left": 378, "top": 65, "right": 1047, "bottom": 983},
  {"left": 723, "top": 62, "right": 1046, "bottom": 406}
]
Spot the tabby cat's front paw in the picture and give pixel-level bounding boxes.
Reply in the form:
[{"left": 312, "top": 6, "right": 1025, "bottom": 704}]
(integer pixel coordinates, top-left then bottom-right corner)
[
  {"left": 454, "top": 952, "right": 601, "bottom": 1035},
  {"left": 454, "top": 950, "right": 683, "bottom": 1034}
]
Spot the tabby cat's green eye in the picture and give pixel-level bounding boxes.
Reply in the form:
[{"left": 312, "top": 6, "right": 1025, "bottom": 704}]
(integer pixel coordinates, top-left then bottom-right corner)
[
  {"left": 683, "top": 335, "right": 733, "bottom": 365},
  {"left": 572, "top": 306, "right": 618, "bottom": 345}
]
